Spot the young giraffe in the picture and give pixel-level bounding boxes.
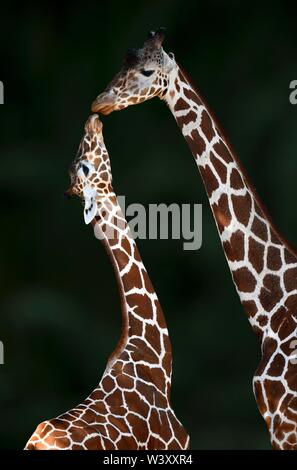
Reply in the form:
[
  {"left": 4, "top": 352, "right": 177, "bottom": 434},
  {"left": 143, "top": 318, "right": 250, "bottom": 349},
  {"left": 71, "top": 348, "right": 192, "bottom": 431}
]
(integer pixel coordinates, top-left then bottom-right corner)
[
  {"left": 25, "top": 114, "right": 189, "bottom": 450},
  {"left": 92, "top": 30, "right": 297, "bottom": 450}
]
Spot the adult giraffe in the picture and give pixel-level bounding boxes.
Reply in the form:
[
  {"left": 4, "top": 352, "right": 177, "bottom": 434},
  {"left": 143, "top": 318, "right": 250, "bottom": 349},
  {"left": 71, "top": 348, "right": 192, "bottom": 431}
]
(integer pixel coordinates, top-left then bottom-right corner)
[
  {"left": 25, "top": 115, "right": 189, "bottom": 450},
  {"left": 92, "top": 29, "right": 297, "bottom": 450}
]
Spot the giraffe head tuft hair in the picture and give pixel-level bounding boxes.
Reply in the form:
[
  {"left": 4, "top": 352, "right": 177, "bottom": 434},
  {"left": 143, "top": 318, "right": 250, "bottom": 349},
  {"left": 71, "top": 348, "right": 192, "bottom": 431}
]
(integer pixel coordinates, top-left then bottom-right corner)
[
  {"left": 92, "top": 28, "right": 176, "bottom": 115},
  {"left": 67, "top": 114, "right": 113, "bottom": 224}
]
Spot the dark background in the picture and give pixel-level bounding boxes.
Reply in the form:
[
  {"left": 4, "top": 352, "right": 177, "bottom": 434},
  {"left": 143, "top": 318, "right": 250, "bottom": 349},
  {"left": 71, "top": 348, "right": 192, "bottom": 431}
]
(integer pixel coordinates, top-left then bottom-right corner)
[{"left": 1, "top": 0, "right": 297, "bottom": 450}]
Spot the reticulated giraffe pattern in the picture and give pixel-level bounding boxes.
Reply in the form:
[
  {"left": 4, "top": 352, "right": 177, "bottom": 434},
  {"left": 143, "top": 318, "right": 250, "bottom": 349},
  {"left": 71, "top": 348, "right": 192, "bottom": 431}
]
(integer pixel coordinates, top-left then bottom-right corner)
[
  {"left": 92, "top": 30, "right": 297, "bottom": 449},
  {"left": 25, "top": 115, "right": 189, "bottom": 450}
]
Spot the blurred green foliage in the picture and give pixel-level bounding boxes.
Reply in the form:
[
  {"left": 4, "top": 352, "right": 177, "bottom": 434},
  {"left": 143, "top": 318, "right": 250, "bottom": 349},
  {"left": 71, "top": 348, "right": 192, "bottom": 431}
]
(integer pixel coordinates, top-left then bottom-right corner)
[{"left": 1, "top": 0, "right": 297, "bottom": 449}]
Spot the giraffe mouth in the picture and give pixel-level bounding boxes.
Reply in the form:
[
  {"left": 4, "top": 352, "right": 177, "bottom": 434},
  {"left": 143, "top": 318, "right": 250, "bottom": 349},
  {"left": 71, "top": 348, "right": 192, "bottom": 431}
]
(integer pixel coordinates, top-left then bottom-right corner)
[
  {"left": 91, "top": 93, "right": 116, "bottom": 115},
  {"left": 92, "top": 103, "right": 114, "bottom": 115}
]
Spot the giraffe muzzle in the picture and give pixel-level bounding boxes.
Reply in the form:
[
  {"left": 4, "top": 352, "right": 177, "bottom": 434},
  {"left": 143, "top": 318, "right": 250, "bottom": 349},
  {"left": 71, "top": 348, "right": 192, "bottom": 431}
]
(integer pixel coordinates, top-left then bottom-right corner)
[{"left": 91, "top": 92, "right": 116, "bottom": 115}]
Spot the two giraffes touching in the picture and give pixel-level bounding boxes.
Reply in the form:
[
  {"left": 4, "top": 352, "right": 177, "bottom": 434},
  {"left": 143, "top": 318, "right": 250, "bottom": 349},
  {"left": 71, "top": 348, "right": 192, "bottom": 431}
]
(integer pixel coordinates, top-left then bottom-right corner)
[{"left": 25, "top": 29, "right": 297, "bottom": 451}]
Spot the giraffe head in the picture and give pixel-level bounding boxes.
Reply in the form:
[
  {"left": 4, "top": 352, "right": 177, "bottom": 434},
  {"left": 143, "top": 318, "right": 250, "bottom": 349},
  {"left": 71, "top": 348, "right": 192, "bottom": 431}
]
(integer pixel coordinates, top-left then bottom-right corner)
[
  {"left": 67, "top": 114, "right": 113, "bottom": 224},
  {"left": 92, "top": 28, "right": 176, "bottom": 114}
]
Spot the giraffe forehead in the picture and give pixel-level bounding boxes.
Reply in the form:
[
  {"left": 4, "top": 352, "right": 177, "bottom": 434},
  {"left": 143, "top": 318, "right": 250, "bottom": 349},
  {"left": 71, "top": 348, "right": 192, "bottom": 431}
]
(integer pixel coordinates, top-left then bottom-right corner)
[
  {"left": 78, "top": 139, "right": 104, "bottom": 160},
  {"left": 138, "top": 45, "right": 164, "bottom": 65},
  {"left": 120, "top": 50, "right": 165, "bottom": 79}
]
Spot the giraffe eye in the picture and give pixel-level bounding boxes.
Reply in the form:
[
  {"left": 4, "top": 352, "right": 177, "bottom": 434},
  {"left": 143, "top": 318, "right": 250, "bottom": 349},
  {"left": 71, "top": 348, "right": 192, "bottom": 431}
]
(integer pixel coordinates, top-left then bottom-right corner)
[
  {"left": 140, "top": 69, "right": 154, "bottom": 77},
  {"left": 81, "top": 163, "right": 89, "bottom": 176}
]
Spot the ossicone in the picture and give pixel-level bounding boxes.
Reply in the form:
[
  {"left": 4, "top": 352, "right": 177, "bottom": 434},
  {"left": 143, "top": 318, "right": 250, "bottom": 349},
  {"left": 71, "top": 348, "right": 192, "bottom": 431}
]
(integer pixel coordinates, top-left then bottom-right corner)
[{"left": 145, "top": 27, "right": 166, "bottom": 48}]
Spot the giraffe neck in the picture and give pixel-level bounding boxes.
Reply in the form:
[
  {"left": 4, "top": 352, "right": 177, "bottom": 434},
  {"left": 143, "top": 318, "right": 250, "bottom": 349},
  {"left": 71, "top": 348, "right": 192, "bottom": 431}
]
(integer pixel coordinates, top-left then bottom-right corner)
[
  {"left": 24, "top": 181, "right": 189, "bottom": 451},
  {"left": 164, "top": 65, "right": 297, "bottom": 340},
  {"left": 91, "top": 193, "right": 172, "bottom": 377}
]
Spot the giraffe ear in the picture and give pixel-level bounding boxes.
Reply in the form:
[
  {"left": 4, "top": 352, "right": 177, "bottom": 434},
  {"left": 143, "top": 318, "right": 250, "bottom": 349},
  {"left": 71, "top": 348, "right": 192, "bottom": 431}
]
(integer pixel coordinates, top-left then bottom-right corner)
[
  {"left": 83, "top": 185, "right": 98, "bottom": 224},
  {"left": 164, "top": 50, "right": 175, "bottom": 72}
]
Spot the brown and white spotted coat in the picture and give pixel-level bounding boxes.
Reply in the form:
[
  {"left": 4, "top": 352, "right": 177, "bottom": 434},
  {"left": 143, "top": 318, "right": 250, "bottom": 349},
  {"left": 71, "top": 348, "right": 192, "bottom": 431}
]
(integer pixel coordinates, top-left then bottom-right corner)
[
  {"left": 24, "top": 115, "right": 189, "bottom": 450},
  {"left": 92, "top": 30, "right": 297, "bottom": 450}
]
